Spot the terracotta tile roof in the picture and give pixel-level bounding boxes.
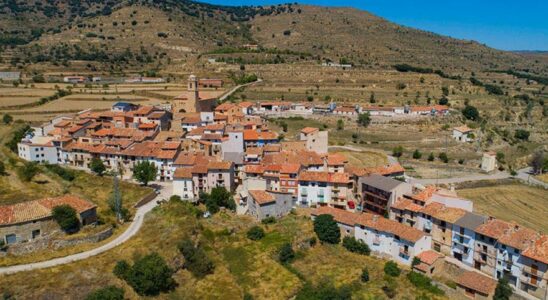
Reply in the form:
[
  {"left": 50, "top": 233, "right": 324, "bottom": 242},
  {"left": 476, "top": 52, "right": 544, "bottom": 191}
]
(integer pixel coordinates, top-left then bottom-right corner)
[
  {"left": 312, "top": 206, "right": 360, "bottom": 226},
  {"left": 245, "top": 165, "right": 265, "bottom": 174},
  {"left": 355, "top": 214, "right": 427, "bottom": 243},
  {"left": 453, "top": 125, "right": 473, "bottom": 133},
  {"left": 522, "top": 235, "right": 548, "bottom": 264},
  {"left": 138, "top": 123, "right": 158, "bottom": 129},
  {"left": 327, "top": 153, "right": 348, "bottom": 166},
  {"left": 243, "top": 130, "right": 278, "bottom": 141},
  {"left": 263, "top": 144, "right": 281, "bottom": 152},
  {"left": 192, "top": 164, "right": 208, "bottom": 174},
  {"left": 417, "top": 250, "right": 443, "bottom": 265},
  {"left": 391, "top": 198, "right": 424, "bottom": 213},
  {"left": 133, "top": 105, "right": 155, "bottom": 116},
  {"left": 280, "top": 163, "right": 301, "bottom": 174},
  {"left": 432, "top": 105, "right": 449, "bottom": 111},
  {"left": 280, "top": 141, "right": 307, "bottom": 152},
  {"left": 456, "top": 271, "right": 497, "bottom": 295},
  {"left": 204, "top": 123, "right": 225, "bottom": 131},
  {"left": 148, "top": 111, "right": 167, "bottom": 119},
  {"left": 182, "top": 115, "right": 201, "bottom": 124},
  {"left": 238, "top": 101, "right": 254, "bottom": 108},
  {"left": 498, "top": 226, "right": 538, "bottom": 251},
  {"left": 202, "top": 133, "right": 223, "bottom": 141},
  {"left": 299, "top": 171, "right": 351, "bottom": 184},
  {"left": 263, "top": 150, "right": 323, "bottom": 167},
  {"left": 0, "top": 195, "right": 96, "bottom": 226},
  {"left": 54, "top": 120, "right": 72, "bottom": 128},
  {"left": 249, "top": 190, "right": 276, "bottom": 205},
  {"left": 207, "top": 161, "right": 232, "bottom": 170},
  {"left": 173, "top": 167, "right": 193, "bottom": 179},
  {"left": 411, "top": 106, "right": 433, "bottom": 112},
  {"left": 215, "top": 103, "right": 237, "bottom": 112},
  {"left": 419, "top": 202, "right": 466, "bottom": 223},
  {"left": 363, "top": 163, "right": 405, "bottom": 176},
  {"left": 245, "top": 147, "right": 263, "bottom": 155},
  {"left": 333, "top": 106, "right": 356, "bottom": 113},
  {"left": 410, "top": 186, "right": 436, "bottom": 203},
  {"left": 187, "top": 127, "right": 205, "bottom": 136},
  {"left": 301, "top": 127, "right": 319, "bottom": 134},
  {"left": 475, "top": 218, "right": 513, "bottom": 239}
]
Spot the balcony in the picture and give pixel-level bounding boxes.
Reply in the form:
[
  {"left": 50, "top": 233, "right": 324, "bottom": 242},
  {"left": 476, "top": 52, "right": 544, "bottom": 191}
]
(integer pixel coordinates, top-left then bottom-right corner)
[
  {"left": 399, "top": 247, "right": 409, "bottom": 257},
  {"left": 520, "top": 274, "right": 540, "bottom": 287}
]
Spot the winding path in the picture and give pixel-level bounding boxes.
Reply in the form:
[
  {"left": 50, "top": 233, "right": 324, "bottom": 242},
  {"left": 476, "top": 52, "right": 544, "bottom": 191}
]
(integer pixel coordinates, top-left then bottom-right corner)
[
  {"left": 0, "top": 183, "right": 171, "bottom": 275},
  {"left": 218, "top": 78, "right": 263, "bottom": 102}
]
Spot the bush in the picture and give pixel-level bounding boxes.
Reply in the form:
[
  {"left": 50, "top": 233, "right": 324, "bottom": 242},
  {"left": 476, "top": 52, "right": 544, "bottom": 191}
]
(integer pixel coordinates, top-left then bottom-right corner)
[
  {"left": 0, "top": 161, "right": 5, "bottom": 176},
  {"left": 514, "top": 129, "right": 530, "bottom": 141},
  {"left": 5, "top": 125, "right": 31, "bottom": 153},
  {"left": 494, "top": 277, "right": 512, "bottom": 300},
  {"left": 407, "top": 271, "right": 444, "bottom": 295},
  {"left": 392, "top": 146, "right": 404, "bottom": 158},
  {"left": 200, "top": 187, "right": 236, "bottom": 214},
  {"left": 342, "top": 236, "right": 370, "bottom": 255},
  {"left": 412, "top": 256, "right": 421, "bottom": 267},
  {"left": 261, "top": 216, "right": 276, "bottom": 224},
  {"left": 2, "top": 114, "right": 13, "bottom": 124},
  {"left": 438, "top": 152, "right": 449, "bottom": 163},
  {"left": 113, "top": 253, "right": 175, "bottom": 296},
  {"left": 412, "top": 149, "right": 422, "bottom": 159},
  {"left": 428, "top": 152, "right": 435, "bottom": 161},
  {"left": 85, "top": 286, "right": 124, "bottom": 300},
  {"left": 90, "top": 158, "right": 106, "bottom": 176},
  {"left": 462, "top": 105, "right": 480, "bottom": 120},
  {"left": 438, "top": 97, "right": 448, "bottom": 105},
  {"left": 278, "top": 242, "right": 295, "bottom": 264},
  {"left": 17, "top": 162, "right": 39, "bottom": 182},
  {"left": 313, "top": 214, "right": 341, "bottom": 244},
  {"left": 247, "top": 226, "right": 265, "bottom": 240},
  {"left": 337, "top": 119, "right": 344, "bottom": 130},
  {"left": 52, "top": 205, "right": 80, "bottom": 233},
  {"left": 45, "top": 164, "right": 75, "bottom": 181},
  {"left": 384, "top": 261, "right": 401, "bottom": 277},
  {"left": 295, "top": 281, "right": 351, "bottom": 300},
  {"left": 382, "top": 277, "right": 398, "bottom": 298},
  {"left": 178, "top": 238, "right": 215, "bottom": 278},
  {"left": 361, "top": 268, "right": 370, "bottom": 282}
]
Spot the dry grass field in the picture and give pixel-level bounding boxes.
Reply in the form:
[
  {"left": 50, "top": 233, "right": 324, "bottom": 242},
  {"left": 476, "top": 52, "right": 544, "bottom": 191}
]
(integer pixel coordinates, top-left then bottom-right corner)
[
  {"left": 0, "top": 202, "right": 447, "bottom": 300},
  {"left": 458, "top": 184, "right": 548, "bottom": 232},
  {"left": 329, "top": 149, "right": 388, "bottom": 168}
]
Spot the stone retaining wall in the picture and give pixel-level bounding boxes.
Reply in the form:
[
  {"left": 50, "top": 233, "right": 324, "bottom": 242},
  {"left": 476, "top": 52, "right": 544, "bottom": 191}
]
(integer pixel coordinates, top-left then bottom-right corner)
[{"left": 1, "top": 227, "right": 113, "bottom": 256}]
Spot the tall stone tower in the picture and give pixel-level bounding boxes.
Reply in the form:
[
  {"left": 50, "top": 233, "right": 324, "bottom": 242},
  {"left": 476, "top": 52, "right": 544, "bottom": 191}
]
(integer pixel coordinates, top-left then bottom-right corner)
[{"left": 188, "top": 74, "right": 199, "bottom": 110}]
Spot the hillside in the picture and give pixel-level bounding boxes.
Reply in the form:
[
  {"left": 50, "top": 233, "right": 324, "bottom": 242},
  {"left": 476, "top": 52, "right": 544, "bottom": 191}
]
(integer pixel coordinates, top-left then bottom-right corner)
[{"left": 1, "top": 1, "right": 547, "bottom": 76}]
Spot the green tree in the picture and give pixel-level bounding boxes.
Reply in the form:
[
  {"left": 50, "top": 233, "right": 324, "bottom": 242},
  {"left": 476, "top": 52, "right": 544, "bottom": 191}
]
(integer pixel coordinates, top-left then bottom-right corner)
[
  {"left": 17, "top": 162, "right": 39, "bottom": 182},
  {"left": 85, "top": 286, "right": 124, "bottom": 300},
  {"left": 90, "top": 157, "right": 106, "bottom": 176},
  {"left": 441, "top": 86, "right": 449, "bottom": 96},
  {"left": 109, "top": 174, "right": 127, "bottom": 222},
  {"left": 392, "top": 146, "right": 404, "bottom": 158},
  {"left": 278, "top": 242, "right": 295, "bottom": 264},
  {"left": 428, "top": 152, "right": 435, "bottom": 162},
  {"left": 307, "top": 96, "right": 313, "bottom": 102},
  {"left": 357, "top": 112, "right": 371, "bottom": 128},
  {"left": 52, "top": 205, "right": 80, "bottom": 233},
  {"left": 494, "top": 278, "right": 512, "bottom": 300},
  {"left": 438, "top": 152, "right": 449, "bottom": 163},
  {"left": 384, "top": 261, "right": 401, "bottom": 277},
  {"left": 438, "top": 97, "right": 448, "bottom": 105},
  {"left": 342, "top": 236, "right": 370, "bottom": 255},
  {"left": 337, "top": 119, "right": 344, "bottom": 130},
  {"left": 369, "top": 92, "right": 376, "bottom": 103},
  {"left": 178, "top": 238, "right": 215, "bottom": 278},
  {"left": 200, "top": 187, "right": 235, "bottom": 213},
  {"left": 462, "top": 105, "right": 480, "bottom": 120},
  {"left": 361, "top": 268, "right": 370, "bottom": 282},
  {"left": 529, "top": 151, "right": 545, "bottom": 174},
  {"left": 247, "top": 226, "right": 265, "bottom": 240},
  {"left": 133, "top": 161, "right": 157, "bottom": 186},
  {"left": 412, "top": 149, "right": 422, "bottom": 159},
  {"left": 2, "top": 114, "right": 13, "bottom": 124},
  {"left": 514, "top": 129, "right": 530, "bottom": 141},
  {"left": 113, "top": 253, "right": 175, "bottom": 296},
  {"left": 295, "top": 281, "right": 351, "bottom": 300},
  {"left": 313, "top": 214, "right": 341, "bottom": 244},
  {"left": 412, "top": 256, "right": 421, "bottom": 267}
]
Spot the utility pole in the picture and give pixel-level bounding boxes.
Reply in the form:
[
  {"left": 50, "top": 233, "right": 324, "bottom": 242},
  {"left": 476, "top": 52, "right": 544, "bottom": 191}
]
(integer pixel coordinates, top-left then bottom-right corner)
[{"left": 113, "top": 173, "right": 123, "bottom": 223}]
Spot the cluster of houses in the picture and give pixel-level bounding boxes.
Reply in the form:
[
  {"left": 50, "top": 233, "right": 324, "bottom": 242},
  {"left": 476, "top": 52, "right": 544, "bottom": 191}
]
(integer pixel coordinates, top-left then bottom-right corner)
[
  {"left": 250, "top": 101, "right": 450, "bottom": 118},
  {"left": 12, "top": 74, "right": 546, "bottom": 299},
  {"left": 313, "top": 179, "right": 548, "bottom": 299}
]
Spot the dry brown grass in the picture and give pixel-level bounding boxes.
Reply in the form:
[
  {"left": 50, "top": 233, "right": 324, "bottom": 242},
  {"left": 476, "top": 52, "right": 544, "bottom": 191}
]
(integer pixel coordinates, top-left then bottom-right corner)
[{"left": 458, "top": 184, "right": 548, "bottom": 232}]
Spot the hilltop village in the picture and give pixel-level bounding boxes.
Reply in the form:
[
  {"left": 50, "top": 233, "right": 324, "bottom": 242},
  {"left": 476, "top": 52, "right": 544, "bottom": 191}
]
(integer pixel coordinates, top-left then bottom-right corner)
[{"left": 7, "top": 75, "right": 547, "bottom": 300}]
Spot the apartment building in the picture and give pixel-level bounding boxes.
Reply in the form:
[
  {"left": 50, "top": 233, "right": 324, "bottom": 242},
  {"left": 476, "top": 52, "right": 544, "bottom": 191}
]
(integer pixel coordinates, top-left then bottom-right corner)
[
  {"left": 298, "top": 171, "right": 354, "bottom": 210},
  {"left": 359, "top": 174, "right": 412, "bottom": 215}
]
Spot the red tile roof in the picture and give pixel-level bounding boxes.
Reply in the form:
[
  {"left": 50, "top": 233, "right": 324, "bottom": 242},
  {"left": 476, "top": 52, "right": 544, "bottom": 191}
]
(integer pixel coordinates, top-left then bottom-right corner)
[
  {"left": 456, "top": 271, "right": 497, "bottom": 295},
  {"left": 173, "top": 168, "right": 193, "bottom": 179},
  {"left": 301, "top": 127, "right": 319, "bottom": 134},
  {"left": 417, "top": 250, "right": 443, "bottom": 265},
  {"left": 522, "top": 235, "right": 548, "bottom": 264},
  {"left": 475, "top": 218, "right": 513, "bottom": 239},
  {"left": 249, "top": 190, "right": 276, "bottom": 205},
  {"left": 0, "top": 195, "right": 96, "bottom": 226},
  {"left": 299, "top": 171, "right": 350, "bottom": 184},
  {"left": 243, "top": 130, "right": 278, "bottom": 141}
]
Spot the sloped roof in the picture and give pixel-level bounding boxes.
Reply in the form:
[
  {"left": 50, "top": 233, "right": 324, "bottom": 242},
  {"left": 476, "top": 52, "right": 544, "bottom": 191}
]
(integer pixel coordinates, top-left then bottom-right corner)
[
  {"left": 249, "top": 190, "right": 276, "bottom": 205},
  {"left": 360, "top": 174, "right": 406, "bottom": 191},
  {"left": 456, "top": 271, "right": 497, "bottom": 295}
]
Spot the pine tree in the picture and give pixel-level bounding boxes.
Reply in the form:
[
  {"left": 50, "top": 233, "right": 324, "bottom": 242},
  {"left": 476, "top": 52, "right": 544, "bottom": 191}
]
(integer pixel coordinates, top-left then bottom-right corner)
[{"left": 111, "top": 173, "right": 123, "bottom": 222}]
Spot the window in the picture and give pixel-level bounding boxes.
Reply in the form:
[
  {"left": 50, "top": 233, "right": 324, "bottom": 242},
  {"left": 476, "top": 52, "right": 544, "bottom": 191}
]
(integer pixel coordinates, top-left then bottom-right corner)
[
  {"left": 5, "top": 234, "right": 16, "bottom": 244},
  {"left": 32, "top": 229, "right": 40, "bottom": 239}
]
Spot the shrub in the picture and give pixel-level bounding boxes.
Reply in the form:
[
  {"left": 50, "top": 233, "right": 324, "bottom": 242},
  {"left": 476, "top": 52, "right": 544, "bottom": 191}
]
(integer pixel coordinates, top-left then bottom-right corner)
[
  {"left": 438, "top": 152, "right": 449, "bottom": 163},
  {"left": 17, "top": 162, "right": 39, "bottom": 182},
  {"left": 85, "top": 286, "right": 124, "bottom": 300},
  {"left": 200, "top": 187, "right": 236, "bottom": 214},
  {"left": 295, "top": 281, "right": 351, "bottom": 300},
  {"left": 52, "top": 205, "right": 80, "bottom": 233},
  {"left": 412, "top": 149, "right": 422, "bottom": 159},
  {"left": 396, "top": 82, "right": 406, "bottom": 90},
  {"left": 514, "top": 129, "right": 530, "bottom": 141},
  {"left": 384, "top": 261, "right": 401, "bottom": 277},
  {"left": 337, "top": 119, "right": 344, "bottom": 130},
  {"left": 0, "top": 161, "right": 5, "bottom": 176},
  {"left": 407, "top": 271, "right": 444, "bottom": 295},
  {"left": 178, "top": 238, "right": 215, "bottom": 278},
  {"left": 494, "top": 278, "right": 512, "bottom": 300},
  {"left": 2, "top": 114, "right": 13, "bottom": 124},
  {"left": 392, "top": 146, "right": 404, "bottom": 158},
  {"left": 438, "top": 97, "right": 448, "bottom": 105},
  {"left": 462, "top": 105, "right": 480, "bottom": 120},
  {"left": 342, "top": 236, "right": 370, "bottom": 255},
  {"left": 427, "top": 152, "right": 435, "bottom": 161},
  {"left": 278, "top": 242, "right": 295, "bottom": 264},
  {"left": 313, "top": 214, "right": 341, "bottom": 244},
  {"left": 113, "top": 253, "right": 175, "bottom": 296},
  {"left": 357, "top": 112, "right": 371, "bottom": 127},
  {"left": 412, "top": 256, "right": 421, "bottom": 267},
  {"left": 90, "top": 158, "right": 106, "bottom": 176},
  {"left": 382, "top": 277, "right": 398, "bottom": 298},
  {"left": 247, "top": 226, "right": 265, "bottom": 240},
  {"left": 45, "top": 164, "right": 75, "bottom": 181},
  {"left": 261, "top": 216, "right": 276, "bottom": 224},
  {"left": 361, "top": 268, "right": 370, "bottom": 282}
]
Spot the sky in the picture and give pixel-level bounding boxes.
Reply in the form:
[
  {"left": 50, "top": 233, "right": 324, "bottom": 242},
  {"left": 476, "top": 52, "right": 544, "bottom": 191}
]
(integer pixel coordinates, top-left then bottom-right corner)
[{"left": 201, "top": 0, "right": 548, "bottom": 51}]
